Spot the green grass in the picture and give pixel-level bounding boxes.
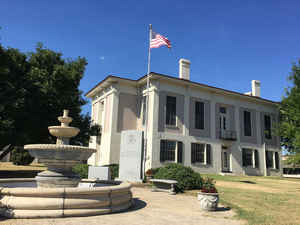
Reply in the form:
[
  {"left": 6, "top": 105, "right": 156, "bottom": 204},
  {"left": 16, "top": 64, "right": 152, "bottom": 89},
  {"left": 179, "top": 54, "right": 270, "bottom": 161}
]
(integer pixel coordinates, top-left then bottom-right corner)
[{"left": 187, "top": 174, "right": 300, "bottom": 225}]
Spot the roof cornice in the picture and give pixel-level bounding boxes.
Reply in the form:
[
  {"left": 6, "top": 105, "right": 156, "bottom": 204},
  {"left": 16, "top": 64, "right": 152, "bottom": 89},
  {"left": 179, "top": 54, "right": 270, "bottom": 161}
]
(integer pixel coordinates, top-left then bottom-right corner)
[{"left": 85, "top": 72, "right": 279, "bottom": 106}]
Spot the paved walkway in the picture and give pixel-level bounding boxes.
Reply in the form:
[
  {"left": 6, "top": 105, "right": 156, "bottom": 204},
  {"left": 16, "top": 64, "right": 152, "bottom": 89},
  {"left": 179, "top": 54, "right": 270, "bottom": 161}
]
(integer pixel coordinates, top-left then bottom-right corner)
[{"left": 1, "top": 187, "right": 244, "bottom": 225}]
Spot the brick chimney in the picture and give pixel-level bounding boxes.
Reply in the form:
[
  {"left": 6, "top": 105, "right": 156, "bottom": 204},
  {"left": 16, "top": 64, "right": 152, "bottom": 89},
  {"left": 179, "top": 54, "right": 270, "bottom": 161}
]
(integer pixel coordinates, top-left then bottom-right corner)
[{"left": 179, "top": 59, "right": 190, "bottom": 80}]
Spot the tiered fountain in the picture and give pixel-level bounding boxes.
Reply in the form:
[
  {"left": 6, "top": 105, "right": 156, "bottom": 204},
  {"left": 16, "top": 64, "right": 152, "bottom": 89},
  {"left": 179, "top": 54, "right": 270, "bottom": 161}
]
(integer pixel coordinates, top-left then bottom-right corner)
[
  {"left": 26, "top": 109, "right": 94, "bottom": 188},
  {"left": 0, "top": 110, "right": 132, "bottom": 218}
]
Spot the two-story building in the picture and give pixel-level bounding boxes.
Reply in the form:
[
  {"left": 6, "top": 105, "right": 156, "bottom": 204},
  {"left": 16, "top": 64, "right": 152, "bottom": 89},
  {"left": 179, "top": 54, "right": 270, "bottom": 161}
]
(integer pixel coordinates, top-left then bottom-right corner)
[{"left": 85, "top": 59, "right": 281, "bottom": 176}]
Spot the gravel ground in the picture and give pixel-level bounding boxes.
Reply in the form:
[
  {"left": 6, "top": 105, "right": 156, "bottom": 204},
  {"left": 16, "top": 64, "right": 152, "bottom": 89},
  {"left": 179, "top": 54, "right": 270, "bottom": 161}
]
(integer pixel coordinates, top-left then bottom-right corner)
[{"left": 0, "top": 187, "right": 244, "bottom": 225}]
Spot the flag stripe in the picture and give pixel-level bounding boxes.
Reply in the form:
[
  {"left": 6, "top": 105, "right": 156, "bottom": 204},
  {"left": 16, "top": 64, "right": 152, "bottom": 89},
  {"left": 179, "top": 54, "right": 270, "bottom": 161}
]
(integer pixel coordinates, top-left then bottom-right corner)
[{"left": 150, "top": 32, "right": 171, "bottom": 49}]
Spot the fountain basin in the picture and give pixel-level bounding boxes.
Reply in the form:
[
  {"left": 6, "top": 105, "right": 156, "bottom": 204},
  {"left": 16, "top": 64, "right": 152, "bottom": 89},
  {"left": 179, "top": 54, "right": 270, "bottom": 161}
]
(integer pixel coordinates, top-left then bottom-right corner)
[
  {"left": 48, "top": 126, "right": 80, "bottom": 138},
  {"left": 24, "top": 144, "right": 96, "bottom": 188},
  {"left": 24, "top": 144, "right": 96, "bottom": 161},
  {"left": 0, "top": 179, "right": 133, "bottom": 218}
]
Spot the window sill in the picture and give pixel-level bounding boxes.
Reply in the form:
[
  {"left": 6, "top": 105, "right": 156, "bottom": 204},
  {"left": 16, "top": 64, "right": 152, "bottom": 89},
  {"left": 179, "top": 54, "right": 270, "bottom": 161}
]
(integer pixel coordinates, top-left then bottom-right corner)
[
  {"left": 161, "top": 160, "right": 176, "bottom": 164},
  {"left": 267, "top": 168, "right": 280, "bottom": 171},
  {"left": 243, "top": 166, "right": 259, "bottom": 169},
  {"left": 165, "top": 125, "right": 179, "bottom": 130},
  {"left": 191, "top": 163, "right": 212, "bottom": 168}
]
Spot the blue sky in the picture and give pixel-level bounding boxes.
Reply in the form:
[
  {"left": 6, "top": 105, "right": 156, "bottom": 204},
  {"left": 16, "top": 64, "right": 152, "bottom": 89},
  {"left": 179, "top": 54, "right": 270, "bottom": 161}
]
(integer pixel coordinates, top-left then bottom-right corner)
[{"left": 1, "top": 1, "right": 300, "bottom": 114}]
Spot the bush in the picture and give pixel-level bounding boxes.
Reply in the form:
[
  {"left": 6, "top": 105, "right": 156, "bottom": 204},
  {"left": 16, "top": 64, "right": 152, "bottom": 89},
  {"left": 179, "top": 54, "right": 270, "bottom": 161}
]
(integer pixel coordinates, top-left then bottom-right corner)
[
  {"left": 11, "top": 147, "right": 34, "bottom": 165},
  {"left": 72, "top": 164, "right": 88, "bottom": 179},
  {"left": 108, "top": 164, "right": 119, "bottom": 180},
  {"left": 154, "top": 163, "right": 203, "bottom": 192}
]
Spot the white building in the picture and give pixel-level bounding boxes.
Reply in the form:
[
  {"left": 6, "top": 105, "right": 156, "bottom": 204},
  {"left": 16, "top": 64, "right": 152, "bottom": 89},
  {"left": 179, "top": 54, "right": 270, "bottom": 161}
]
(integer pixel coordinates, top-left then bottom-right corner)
[{"left": 86, "top": 59, "right": 281, "bottom": 176}]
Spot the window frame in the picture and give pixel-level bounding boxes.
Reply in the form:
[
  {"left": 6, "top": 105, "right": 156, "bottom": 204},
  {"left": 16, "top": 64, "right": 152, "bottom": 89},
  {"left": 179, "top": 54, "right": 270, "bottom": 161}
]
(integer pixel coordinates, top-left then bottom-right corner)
[
  {"left": 244, "top": 110, "right": 252, "bottom": 137},
  {"left": 266, "top": 150, "right": 280, "bottom": 170},
  {"left": 242, "top": 148, "right": 259, "bottom": 168},
  {"left": 195, "top": 101, "right": 205, "bottom": 130},
  {"left": 191, "top": 143, "right": 211, "bottom": 165},
  {"left": 160, "top": 140, "right": 183, "bottom": 163},
  {"left": 264, "top": 114, "right": 272, "bottom": 139},
  {"left": 165, "top": 95, "right": 177, "bottom": 126}
]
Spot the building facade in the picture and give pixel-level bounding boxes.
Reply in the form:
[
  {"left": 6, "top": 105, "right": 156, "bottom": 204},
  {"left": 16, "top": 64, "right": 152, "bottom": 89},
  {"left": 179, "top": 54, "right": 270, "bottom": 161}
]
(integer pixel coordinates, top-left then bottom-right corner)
[{"left": 86, "top": 59, "right": 281, "bottom": 176}]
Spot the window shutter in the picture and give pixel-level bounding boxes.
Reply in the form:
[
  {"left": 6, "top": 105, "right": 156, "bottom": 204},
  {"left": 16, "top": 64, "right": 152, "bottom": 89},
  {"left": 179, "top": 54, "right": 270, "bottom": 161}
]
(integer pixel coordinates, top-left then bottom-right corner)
[
  {"left": 242, "top": 149, "right": 246, "bottom": 167},
  {"left": 191, "top": 143, "right": 196, "bottom": 163},
  {"left": 275, "top": 152, "right": 279, "bottom": 169},
  {"left": 255, "top": 150, "right": 259, "bottom": 168},
  {"left": 177, "top": 142, "right": 183, "bottom": 163},
  {"left": 206, "top": 144, "right": 211, "bottom": 165},
  {"left": 160, "top": 140, "right": 166, "bottom": 162}
]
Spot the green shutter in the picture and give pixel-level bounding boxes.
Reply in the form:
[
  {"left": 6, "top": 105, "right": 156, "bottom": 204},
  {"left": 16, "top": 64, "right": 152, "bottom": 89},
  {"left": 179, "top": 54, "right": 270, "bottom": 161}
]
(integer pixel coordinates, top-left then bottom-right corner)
[
  {"left": 275, "top": 152, "right": 279, "bottom": 169},
  {"left": 206, "top": 144, "right": 211, "bottom": 164},
  {"left": 177, "top": 142, "right": 183, "bottom": 163},
  {"left": 242, "top": 149, "right": 246, "bottom": 167},
  {"left": 255, "top": 150, "right": 259, "bottom": 168},
  {"left": 191, "top": 143, "right": 196, "bottom": 163},
  {"left": 160, "top": 140, "right": 166, "bottom": 162}
]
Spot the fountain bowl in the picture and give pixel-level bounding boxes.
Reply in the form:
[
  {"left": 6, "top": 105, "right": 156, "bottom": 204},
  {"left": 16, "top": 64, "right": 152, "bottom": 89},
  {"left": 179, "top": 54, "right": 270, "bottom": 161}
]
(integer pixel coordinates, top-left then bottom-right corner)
[
  {"left": 48, "top": 126, "right": 80, "bottom": 138},
  {"left": 24, "top": 144, "right": 96, "bottom": 188}
]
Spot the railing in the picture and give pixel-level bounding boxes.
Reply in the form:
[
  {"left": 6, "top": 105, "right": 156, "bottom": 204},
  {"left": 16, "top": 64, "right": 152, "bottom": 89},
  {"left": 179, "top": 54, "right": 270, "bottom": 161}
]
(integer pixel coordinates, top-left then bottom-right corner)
[{"left": 219, "top": 130, "right": 237, "bottom": 141}]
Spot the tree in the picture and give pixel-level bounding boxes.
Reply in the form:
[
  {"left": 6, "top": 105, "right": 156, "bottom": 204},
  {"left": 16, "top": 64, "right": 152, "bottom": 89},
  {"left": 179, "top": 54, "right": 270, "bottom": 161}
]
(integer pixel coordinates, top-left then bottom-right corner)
[
  {"left": 279, "top": 59, "right": 300, "bottom": 165},
  {"left": 0, "top": 43, "right": 95, "bottom": 150}
]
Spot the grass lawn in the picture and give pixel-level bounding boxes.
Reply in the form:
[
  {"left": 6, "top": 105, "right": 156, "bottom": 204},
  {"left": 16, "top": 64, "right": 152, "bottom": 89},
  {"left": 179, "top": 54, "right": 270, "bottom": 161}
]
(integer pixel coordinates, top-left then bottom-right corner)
[
  {"left": 0, "top": 162, "right": 46, "bottom": 171},
  {"left": 186, "top": 174, "right": 300, "bottom": 225}
]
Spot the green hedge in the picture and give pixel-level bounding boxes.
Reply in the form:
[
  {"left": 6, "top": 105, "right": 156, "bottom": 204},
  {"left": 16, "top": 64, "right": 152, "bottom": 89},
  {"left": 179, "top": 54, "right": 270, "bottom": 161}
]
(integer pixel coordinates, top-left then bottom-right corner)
[
  {"left": 108, "top": 164, "right": 119, "bottom": 180},
  {"left": 11, "top": 147, "right": 34, "bottom": 166},
  {"left": 72, "top": 164, "right": 88, "bottom": 179},
  {"left": 153, "top": 163, "right": 203, "bottom": 192},
  {"left": 72, "top": 164, "right": 119, "bottom": 180}
]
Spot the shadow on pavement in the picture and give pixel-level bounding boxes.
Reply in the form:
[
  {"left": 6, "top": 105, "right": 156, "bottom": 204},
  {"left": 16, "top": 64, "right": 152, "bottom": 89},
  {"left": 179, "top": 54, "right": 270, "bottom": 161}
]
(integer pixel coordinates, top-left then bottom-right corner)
[
  {"left": 240, "top": 180, "right": 256, "bottom": 184},
  {"left": 127, "top": 198, "right": 147, "bottom": 212},
  {"left": 215, "top": 206, "right": 231, "bottom": 212}
]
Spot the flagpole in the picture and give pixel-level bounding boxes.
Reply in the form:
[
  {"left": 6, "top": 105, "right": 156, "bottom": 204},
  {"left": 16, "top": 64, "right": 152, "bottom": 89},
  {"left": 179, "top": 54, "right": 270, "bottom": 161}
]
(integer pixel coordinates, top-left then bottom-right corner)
[{"left": 143, "top": 24, "right": 152, "bottom": 180}]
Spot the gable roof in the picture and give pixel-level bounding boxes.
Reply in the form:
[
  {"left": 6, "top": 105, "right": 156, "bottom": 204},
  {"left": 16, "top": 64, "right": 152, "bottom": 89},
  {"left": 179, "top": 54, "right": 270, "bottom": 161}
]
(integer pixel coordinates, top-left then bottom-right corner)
[{"left": 85, "top": 72, "right": 279, "bottom": 106}]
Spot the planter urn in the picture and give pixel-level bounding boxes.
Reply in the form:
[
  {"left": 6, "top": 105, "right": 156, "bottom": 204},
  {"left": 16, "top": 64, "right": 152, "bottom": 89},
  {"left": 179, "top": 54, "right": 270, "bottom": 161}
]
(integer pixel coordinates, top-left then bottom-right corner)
[{"left": 197, "top": 192, "right": 219, "bottom": 211}]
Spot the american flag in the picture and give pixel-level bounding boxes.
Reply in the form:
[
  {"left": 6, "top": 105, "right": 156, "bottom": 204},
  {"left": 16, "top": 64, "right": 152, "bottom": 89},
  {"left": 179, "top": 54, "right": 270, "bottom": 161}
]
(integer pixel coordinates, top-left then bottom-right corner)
[{"left": 150, "top": 31, "right": 171, "bottom": 49}]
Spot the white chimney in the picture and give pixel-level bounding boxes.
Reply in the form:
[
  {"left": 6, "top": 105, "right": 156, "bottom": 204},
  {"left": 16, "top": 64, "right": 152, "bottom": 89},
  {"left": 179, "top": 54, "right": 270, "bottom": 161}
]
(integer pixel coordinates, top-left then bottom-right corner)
[
  {"left": 179, "top": 58, "right": 190, "bottom": 80},
  {"left": 251, "top": 80, "right": 261, "bottom": 97}
]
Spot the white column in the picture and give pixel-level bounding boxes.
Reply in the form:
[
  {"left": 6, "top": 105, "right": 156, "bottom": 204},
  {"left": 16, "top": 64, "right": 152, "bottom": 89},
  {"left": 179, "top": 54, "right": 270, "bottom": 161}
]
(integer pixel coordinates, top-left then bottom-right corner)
[{"left": 148, "top": 84, "right": 159, "bottom": 170}]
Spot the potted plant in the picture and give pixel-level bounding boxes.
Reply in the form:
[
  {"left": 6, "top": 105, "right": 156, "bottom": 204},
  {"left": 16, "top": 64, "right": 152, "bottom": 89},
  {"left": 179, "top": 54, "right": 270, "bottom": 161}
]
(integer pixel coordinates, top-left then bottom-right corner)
[
  {"left": 145, "top": 169, "right": 154, "bottom": 181},
  {"left": 197, "top": 177, "right": 219, "bottom": 211}
]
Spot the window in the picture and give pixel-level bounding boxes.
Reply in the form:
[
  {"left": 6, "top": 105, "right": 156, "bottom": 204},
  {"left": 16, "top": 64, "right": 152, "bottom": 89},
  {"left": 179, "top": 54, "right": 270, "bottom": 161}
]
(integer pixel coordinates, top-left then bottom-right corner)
[
  {"left": 264, "top": 115, "right": 272, "bottom": 139},
  {"left": 219, "top": 106, "right": 227, "bottom": 131},
  {"left": 266, "top": 151, "right": 280, "bottom": 169},
  {"left": 191, "top": 143, "right": 211, "bottom": 164},
  {"left": 220, "top": 107, "right": 226, "bottom": 114},
  {"left": 244, "top": 111, "right": 252, "bottom": 136},
  {"left": 166, "top": 96, "right": 176, "bottom": 126},
  {"left": 195, "top": 101, "right": 204, "bottom": 129},
  {"left": 160, "top": 140, "right": 183, "bottom": 163},
  {"left": 242, "top": 148, "right": 259, "bottom": 168}
]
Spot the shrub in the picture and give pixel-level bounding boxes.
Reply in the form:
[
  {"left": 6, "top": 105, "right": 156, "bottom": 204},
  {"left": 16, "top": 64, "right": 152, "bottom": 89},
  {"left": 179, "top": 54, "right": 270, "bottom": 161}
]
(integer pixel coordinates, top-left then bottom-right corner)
[
  {"left": 153, "top": 163, "right": 202, "bottom": 192},
  {"left": 72, "top": 164, "right": 88, "bottom": 179},
  {"left": 108, "top": 164, "right": 119, "bottom": 180},
  {"left": 11, "top": 147, "right": 34, "bottom": 165}
]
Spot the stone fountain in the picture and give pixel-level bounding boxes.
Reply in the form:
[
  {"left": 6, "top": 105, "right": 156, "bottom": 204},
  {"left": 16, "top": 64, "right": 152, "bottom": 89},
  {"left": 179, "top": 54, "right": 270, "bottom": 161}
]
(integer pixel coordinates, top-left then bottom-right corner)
[
  {"left": 25, "top": 109, "right": 94, "bottom": 188},
  {"left": 0, "top": 110, "right": 133, "bottom": 218}
]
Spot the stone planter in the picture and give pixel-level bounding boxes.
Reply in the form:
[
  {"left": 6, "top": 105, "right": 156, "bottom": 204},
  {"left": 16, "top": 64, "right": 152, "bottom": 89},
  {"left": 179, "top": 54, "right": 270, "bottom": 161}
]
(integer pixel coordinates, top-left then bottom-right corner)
[{"left": 197, "top": 192, "right": 219, "bottom": 211}]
